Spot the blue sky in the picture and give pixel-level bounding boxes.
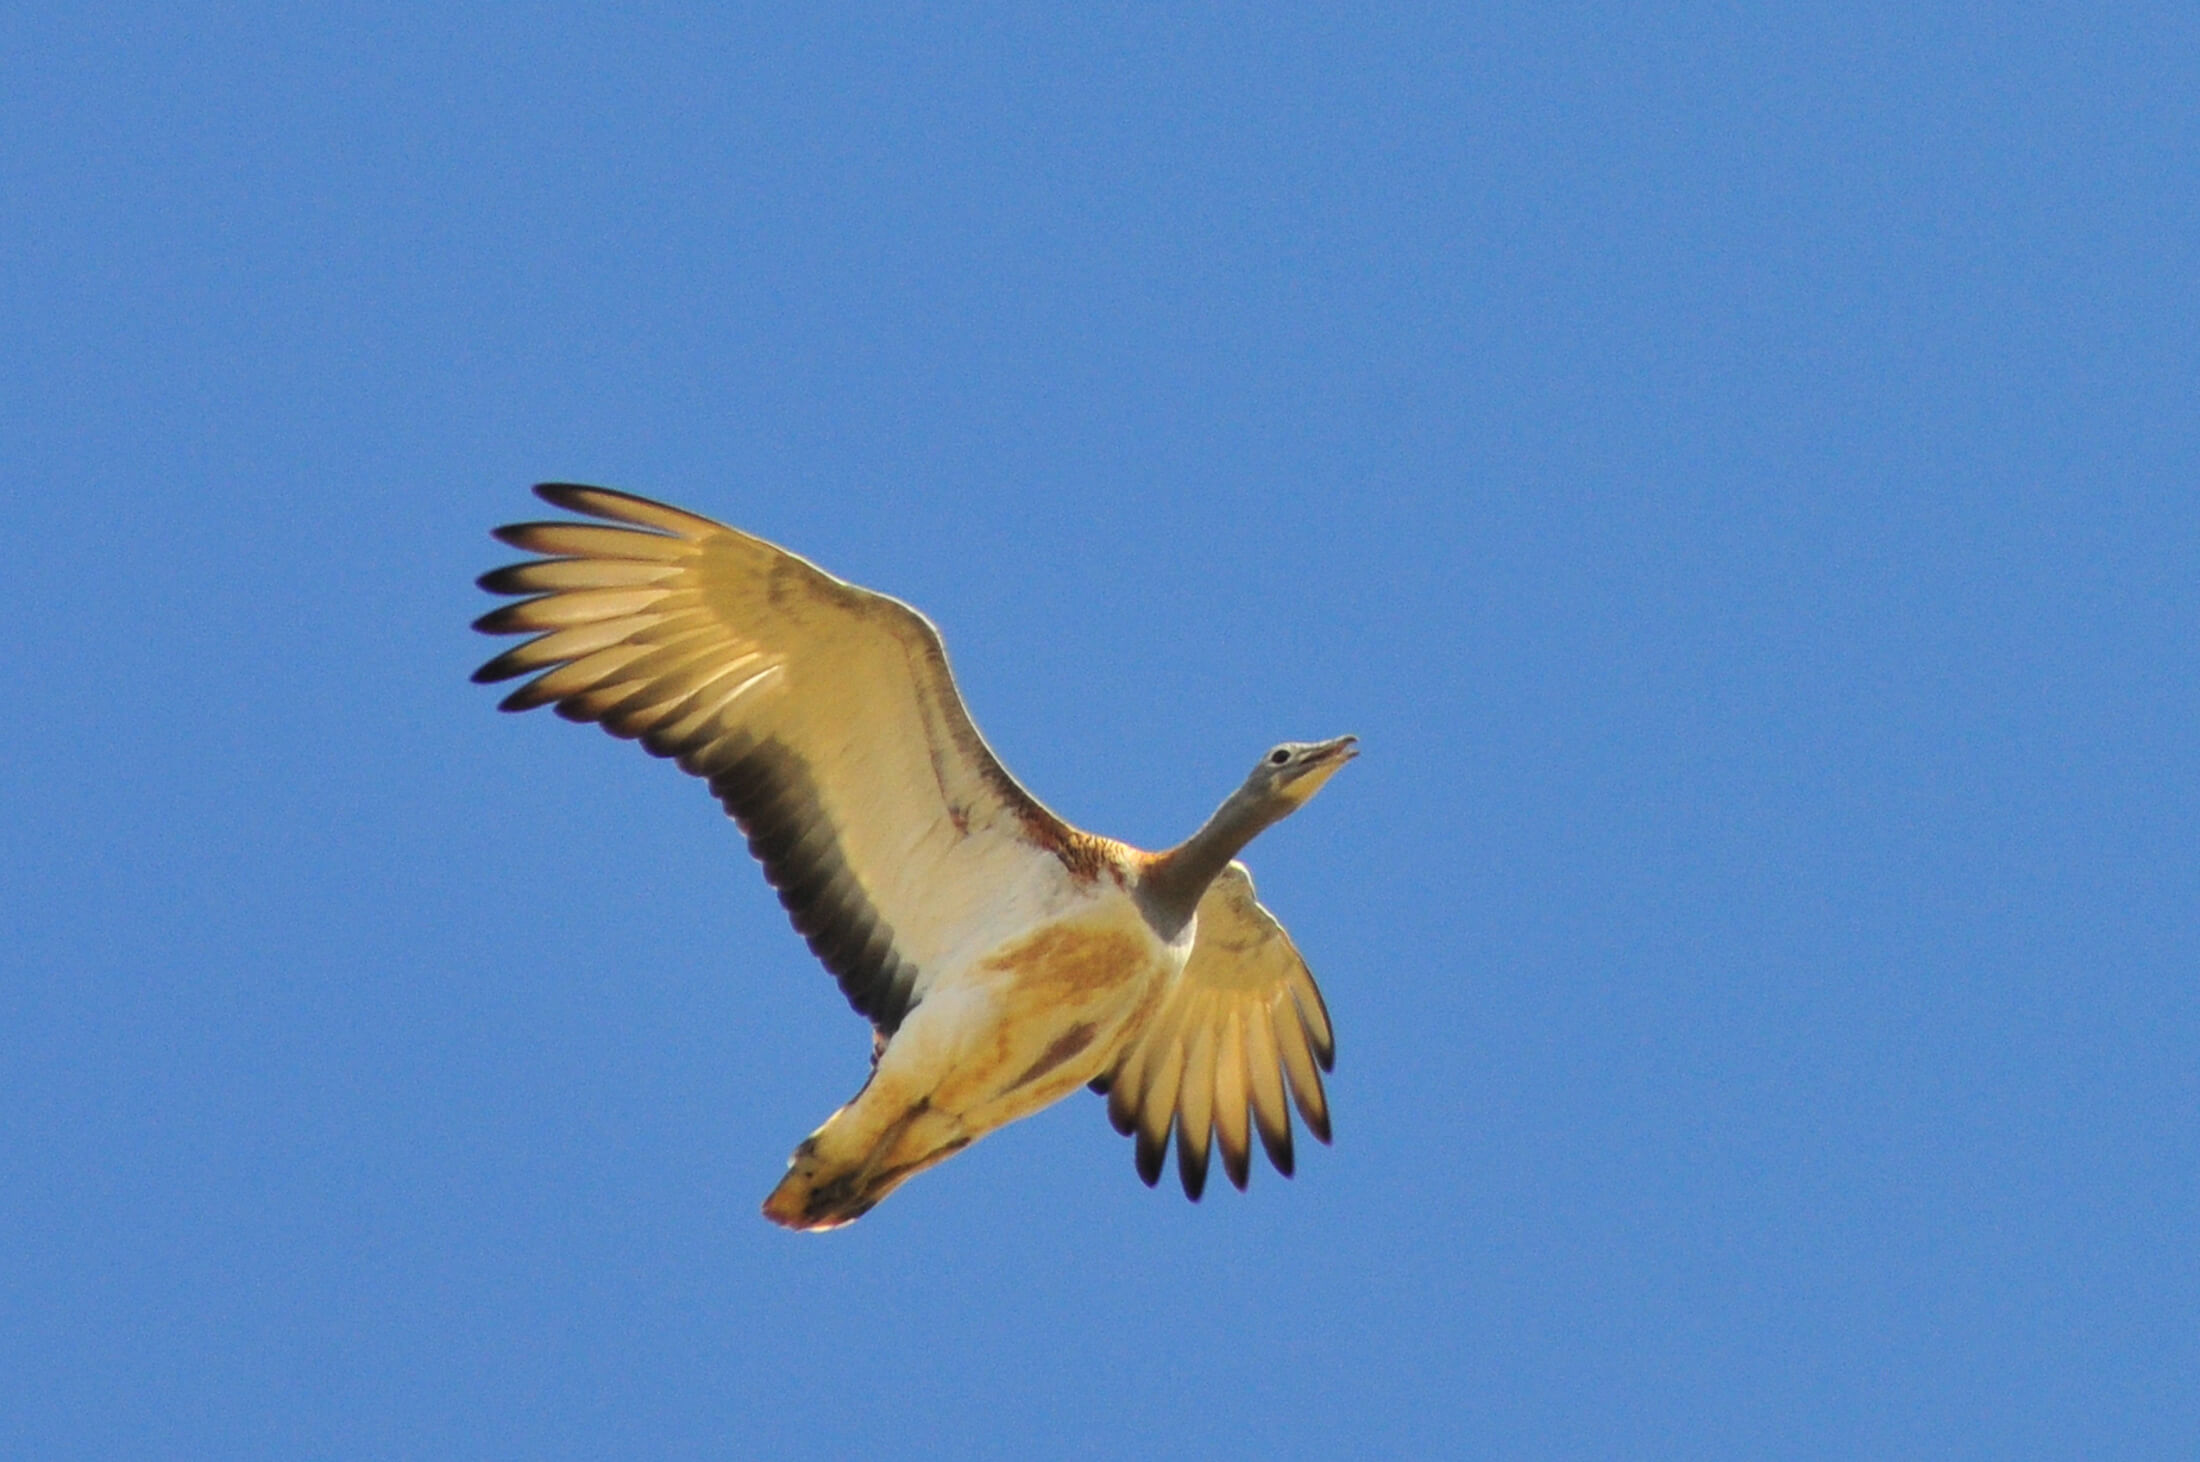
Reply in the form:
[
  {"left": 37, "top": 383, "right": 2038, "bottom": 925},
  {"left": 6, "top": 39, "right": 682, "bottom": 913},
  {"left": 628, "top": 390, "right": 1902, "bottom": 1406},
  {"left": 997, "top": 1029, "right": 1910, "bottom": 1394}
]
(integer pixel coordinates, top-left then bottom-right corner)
[{"left": 4, "top": 4, "right": 2194, "bottom": 1456}]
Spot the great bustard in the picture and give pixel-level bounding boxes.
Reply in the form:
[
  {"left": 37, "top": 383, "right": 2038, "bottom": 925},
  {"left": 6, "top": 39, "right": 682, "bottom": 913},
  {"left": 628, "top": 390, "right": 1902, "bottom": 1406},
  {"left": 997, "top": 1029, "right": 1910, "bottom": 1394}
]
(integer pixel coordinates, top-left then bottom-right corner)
[{"left": 474, "top": 484, "right": 1356, "bottom": 1230}]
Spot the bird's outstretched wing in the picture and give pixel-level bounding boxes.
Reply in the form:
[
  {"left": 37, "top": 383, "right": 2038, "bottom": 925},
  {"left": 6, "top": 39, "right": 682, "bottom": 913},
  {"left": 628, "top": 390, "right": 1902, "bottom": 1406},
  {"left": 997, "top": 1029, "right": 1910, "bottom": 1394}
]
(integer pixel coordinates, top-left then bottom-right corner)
[
  {"left": 474, "top": 483, "right": 1082, "bottom": 1035},
  {"left": 1098, "top": 862, "right": 1335, "bottom": 1198}
]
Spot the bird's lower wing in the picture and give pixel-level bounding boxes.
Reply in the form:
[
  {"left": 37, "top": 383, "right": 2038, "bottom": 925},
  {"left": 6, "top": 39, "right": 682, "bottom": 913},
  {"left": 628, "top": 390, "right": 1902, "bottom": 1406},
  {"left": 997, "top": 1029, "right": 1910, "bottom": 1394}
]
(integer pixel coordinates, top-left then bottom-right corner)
[{"left": 1099, "top": 862, "right": 1335, "bottom": 1199}]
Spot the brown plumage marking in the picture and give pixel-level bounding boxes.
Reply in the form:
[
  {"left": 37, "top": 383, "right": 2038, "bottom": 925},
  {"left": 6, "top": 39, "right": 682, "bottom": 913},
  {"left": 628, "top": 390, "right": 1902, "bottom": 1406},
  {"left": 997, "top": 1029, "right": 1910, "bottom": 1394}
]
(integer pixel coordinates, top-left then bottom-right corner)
[
  {"left": 981, "top": 923, "right": 1145, "bottom": 998},
  {"left": 1006, "top": 1021, "right": 1099, "bottom": 1093}
]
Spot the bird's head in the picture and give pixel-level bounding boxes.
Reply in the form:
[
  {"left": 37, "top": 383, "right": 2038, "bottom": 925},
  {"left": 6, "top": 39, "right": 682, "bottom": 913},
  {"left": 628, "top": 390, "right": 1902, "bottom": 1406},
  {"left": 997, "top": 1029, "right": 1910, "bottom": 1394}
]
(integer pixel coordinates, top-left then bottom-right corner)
[
  {"left": 1138, "top": 733, "right": 1361, "bottom": 935},
  {"left": 1239, "top": 734, "right": 1359, "bottom": 818}
]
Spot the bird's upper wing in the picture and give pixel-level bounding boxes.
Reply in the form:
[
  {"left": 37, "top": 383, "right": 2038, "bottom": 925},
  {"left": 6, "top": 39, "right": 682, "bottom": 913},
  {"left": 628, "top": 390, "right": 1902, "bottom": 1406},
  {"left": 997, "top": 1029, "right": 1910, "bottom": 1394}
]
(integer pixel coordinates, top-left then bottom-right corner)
[
  {"left": 474, "top": 483, "right": 1086, "bottom": 1034},
  {"left": 1099, "top": 862, "right": 1335, "bottom": 1199}
]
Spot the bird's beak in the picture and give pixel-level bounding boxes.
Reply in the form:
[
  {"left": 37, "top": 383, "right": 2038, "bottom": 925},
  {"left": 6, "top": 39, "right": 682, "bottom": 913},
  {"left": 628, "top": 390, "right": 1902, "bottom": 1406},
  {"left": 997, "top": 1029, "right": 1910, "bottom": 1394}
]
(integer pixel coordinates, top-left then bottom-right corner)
[
  {"left": 1284, "top": 734, "right": 1355, "bottom": 791},
  {"left": 1280, "top": 735, "right": 1359, "bottom": 803}
]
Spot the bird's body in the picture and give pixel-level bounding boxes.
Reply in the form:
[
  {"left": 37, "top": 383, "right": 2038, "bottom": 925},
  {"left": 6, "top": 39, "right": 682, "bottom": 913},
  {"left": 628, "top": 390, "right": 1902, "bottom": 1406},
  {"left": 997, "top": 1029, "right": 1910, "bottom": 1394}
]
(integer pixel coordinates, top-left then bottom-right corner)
[
  {"left": 764, "top": 874, "right": 1182, "bottom": 1226},
  {"left": 475, "top": 484, "right": 1353, "bottom": 1229}
]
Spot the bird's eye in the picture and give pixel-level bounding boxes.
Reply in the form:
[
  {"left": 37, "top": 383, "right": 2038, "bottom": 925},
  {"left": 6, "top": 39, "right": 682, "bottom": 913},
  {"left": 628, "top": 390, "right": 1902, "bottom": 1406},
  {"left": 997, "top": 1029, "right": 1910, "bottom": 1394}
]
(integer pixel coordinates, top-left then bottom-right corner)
[{"left": 1268, "top": 747, "right": 1292, "bottom": 766}]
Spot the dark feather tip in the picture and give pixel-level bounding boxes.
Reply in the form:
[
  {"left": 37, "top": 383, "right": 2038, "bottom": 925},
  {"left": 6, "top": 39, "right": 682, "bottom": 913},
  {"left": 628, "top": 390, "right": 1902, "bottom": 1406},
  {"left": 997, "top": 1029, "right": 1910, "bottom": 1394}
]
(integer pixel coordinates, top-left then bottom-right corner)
[
  {"left": 497, "top": 679, "right": 554, "bottom": 712},
  {"left": 1177, "top": 1141, "right": 1209, "bottom": 1202},
  {"left": 476, "top": 563, "right": 544, "bottom": 595},
  {"left": 533, "top": 482, "right": 596, "bottom": 511},
  {"left": 491, "top": 522, "right": 551, "bottom": 549},
  {"left": 471, "top": 647, "right": 537, "bottom": 684},
  {"left": 1222, "top": 1147, "right": 1250, "bottom": 1192},
  {"left": 1134, "top": 1131, "right": 1167, "bottom": 1188},
  {"left": 472, "top": 600, "right": 552, "bottom": 636}
]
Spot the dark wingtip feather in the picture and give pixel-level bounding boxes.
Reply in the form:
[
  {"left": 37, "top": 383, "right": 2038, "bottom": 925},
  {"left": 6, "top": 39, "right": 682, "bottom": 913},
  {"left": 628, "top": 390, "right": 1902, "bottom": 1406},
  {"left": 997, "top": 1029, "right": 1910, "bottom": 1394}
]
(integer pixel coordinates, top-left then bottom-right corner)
[
  {"left": 531, "top": 482, "right": 722, "bottom": 540},
  {"left": 1134, "top": 1130, "right": 1167, "bottom": 1187},
  {"left": 1306, "top": 1107, "right": 1333, "bottom": 1146},
  {"left": 477, "top": 562, "right": 545, "bottom": 595},
  {"left": 1177, "top": 1137, "right": 1210, "bottom": 1202},
  {"left": 1221, "top": 1142, "right": 1250, "bottom": 1192},
  {"left": 472, "top": 600, "right": 545, "bottom": 636},
  {"left": 533, "top": 482, "right": 599, "bottom": 511},
  {"left": 1300, "top": 992, "right": 1336, "bottom": 1072},
  {"left": 497, "top": 676, "right": 560, "bottom": 712},
  {"left": 472, "top": 644, "right": 543, "bottom": 683},
  {"left": 534, "top": 481, "right": 676, "bottom": 524},
  {"left": 1100, "top": 1069, "right": 1136, "bottom": 1135},
  {"left": 491, "top": 522, "right": 550, "bottom": 550}
]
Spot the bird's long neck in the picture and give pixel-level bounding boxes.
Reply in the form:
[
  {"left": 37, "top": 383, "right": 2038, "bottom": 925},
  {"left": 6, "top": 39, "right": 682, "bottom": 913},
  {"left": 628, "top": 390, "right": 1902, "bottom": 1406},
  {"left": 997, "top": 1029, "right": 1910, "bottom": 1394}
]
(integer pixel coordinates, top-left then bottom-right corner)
[{"left": 1137, "top": 786, "right": 1277, "bottom": 940}]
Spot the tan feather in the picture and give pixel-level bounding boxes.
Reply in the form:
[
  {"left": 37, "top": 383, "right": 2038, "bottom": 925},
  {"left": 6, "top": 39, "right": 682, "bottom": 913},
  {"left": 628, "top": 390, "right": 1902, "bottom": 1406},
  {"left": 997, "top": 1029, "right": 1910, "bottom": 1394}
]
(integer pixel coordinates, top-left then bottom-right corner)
[
  {"left": 1272, "top": 990, "right": 1332, "bottom": 1145},
  {"left": 1242, "top": 1008, "right": 1295, "bottom": 1176},
  {"left": 475, "top": 585, "right": 679, "bottom": 634},
  {"left": 498, "top": 642, "right": 660, "bottom": 711},
  {"left": 1174, "top": 1007, "right": 1218, "bottom": 1200},
  {"left": 1212, "top": 1007, "right": 1253, "bottom": 1191},
  {"left": 478, "top": 558, "right": 683, "bottom": 595},
  {"left": 1134, "top": 1022, "right": 1189, "bottom": 1187},
  {"left": 492, "top": 521, "right": 694, "bottom": 562},
  {"left": 536, "top": 481, "right": 723, "bottom": 538}
]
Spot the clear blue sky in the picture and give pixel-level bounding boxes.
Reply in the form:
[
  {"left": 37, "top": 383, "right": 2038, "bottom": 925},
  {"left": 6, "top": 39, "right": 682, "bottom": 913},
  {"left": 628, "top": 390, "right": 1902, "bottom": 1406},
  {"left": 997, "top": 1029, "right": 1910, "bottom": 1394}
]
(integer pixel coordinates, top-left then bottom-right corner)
[{"left": 4, "top": 4, "right": 2194, "bottom": 1456}]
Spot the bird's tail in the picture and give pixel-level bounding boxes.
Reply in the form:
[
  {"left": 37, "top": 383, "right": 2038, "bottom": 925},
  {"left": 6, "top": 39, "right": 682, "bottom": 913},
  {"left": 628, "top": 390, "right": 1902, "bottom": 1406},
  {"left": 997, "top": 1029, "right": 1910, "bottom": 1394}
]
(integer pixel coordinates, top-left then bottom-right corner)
[{"left": 762, "top": 1095, "right": 971, "bottom": 1231}]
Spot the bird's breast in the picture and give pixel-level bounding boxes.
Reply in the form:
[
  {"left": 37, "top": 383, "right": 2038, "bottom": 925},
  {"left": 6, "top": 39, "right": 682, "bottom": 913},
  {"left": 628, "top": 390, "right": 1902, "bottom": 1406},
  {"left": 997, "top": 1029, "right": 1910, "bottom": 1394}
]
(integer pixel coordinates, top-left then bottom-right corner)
[{"left": 912, "top": 895, "right": 1182, "bottom": 1123}]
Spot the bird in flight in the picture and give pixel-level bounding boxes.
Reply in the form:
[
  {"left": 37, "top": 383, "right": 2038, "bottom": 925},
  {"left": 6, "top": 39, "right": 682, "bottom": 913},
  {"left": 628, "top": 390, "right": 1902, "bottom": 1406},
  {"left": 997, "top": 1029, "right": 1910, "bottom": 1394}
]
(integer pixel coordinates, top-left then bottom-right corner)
[{"left": 474, "top": 485, "right": 1356, "bottom": 1230}]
